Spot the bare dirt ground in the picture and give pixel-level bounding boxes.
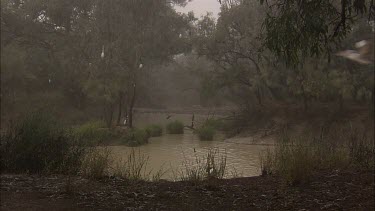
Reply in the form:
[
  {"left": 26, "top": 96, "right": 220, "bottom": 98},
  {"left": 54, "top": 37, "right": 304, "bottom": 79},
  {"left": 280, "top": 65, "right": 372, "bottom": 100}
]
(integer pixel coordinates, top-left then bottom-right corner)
[{"left": 1, "top": 169, "right": 373, "bottom": 210}]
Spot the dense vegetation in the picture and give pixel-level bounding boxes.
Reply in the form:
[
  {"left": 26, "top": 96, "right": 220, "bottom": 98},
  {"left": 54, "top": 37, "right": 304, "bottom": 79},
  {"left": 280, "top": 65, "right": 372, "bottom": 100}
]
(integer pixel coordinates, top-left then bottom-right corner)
[
  {"left": 260, "top": 123, "right": 374, "bottom": 185},
  {"left": 0, "top": 112, "right": 86, "bottom": 174},
  {"left": 1, "top": 0, "right": 374, "bottom": 188}
]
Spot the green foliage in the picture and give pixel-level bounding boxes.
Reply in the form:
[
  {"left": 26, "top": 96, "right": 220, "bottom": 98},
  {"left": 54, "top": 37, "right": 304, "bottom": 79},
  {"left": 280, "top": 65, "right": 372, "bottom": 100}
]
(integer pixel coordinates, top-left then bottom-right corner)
[
  {"left": 204, "top": 119, "right": 225, "bottom": 130},
  {"left": 260, "top": 0, "right": 373, "bottom": 66},
  {"left": 1, "top": 0, "right": 193, "bottom": 127},
  {"left": 72, "top": 120, "right": 114, "bottom": 144},
  {"left": 145, "top": 124, "right": 163, "bottom": 137},
  {"left": 195, "top": 125, "right": 216, "bottom": 141},
  {"left": 121, "top": 128, "right": 150, "bottom": 147},
  {"left": 166, "top": 120, "right": 184, "bottom": 134},
  {"left": 0, "top": 112, "right": 86, "bottom": 174}
]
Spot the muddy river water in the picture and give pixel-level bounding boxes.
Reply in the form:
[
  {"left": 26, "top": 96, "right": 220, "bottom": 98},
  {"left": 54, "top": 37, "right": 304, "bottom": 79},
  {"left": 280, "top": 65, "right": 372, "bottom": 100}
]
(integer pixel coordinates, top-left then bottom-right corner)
[{"left": 109, "top": 111, "right": 274, "bottom": 180}]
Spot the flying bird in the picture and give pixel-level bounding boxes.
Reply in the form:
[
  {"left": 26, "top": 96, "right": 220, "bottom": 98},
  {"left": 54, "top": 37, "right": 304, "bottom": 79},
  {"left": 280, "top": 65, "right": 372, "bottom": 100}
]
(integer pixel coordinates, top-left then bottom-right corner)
[
  {"left": 101, "top": 45, "right": 105, "bottom": 59},
  {"left": 336, "top": 39, "right": 374, "bottom": 64}
]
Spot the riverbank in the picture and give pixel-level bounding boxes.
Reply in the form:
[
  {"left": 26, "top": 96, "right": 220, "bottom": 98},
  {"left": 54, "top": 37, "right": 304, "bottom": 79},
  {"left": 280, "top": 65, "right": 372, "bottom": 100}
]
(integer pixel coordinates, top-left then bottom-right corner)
[{"left": 1, "top": 169, "right": 373, "bottom": 210}]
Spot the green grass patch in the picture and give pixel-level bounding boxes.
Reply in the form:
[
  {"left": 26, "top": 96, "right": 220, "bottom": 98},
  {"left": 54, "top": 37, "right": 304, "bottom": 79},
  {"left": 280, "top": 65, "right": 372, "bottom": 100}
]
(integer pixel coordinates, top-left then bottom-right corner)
[
  {"left": 195, "top": 125, "right": 216, "bottom": 141},
  {"left": 121, "top": 128, "right": 150, "bottom": 147},
  {"left": 145, "top": 124, "right": 163, "bottom": 137},
  {"left": 204, "top": 118, "right": 225, "bottom": 130},
  {"left": 166, "top": 120, "right": 184, "bottom": 134},
  {"left": 72, "top": 120, "right": 114, "bottom": 145}
]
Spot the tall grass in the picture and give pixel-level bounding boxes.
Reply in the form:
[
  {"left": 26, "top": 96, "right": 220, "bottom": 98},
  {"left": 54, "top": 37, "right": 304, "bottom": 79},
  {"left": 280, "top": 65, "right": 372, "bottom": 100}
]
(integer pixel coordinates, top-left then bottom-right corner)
[
  {"left": 195, "top": 125, "right": 216, "bottom": 141},
  {"left": 121, "top": 128, "right": 149, "bottom": 146},
  {"left": 72, "top": 120, "right": 113, "bottom": 145},
  {"left": 174, "top": 148, "right": 227, "bottom": 182},
  {"left": 145, "top": 124, "right": 163, "bottom": 137},
  {"left": 195, "top": 118, "right": 227, "bottom": 141},
  {"left": 204, "top": 118, "right": 225, "bottom": 130},
  {"left": 80, "top": 147, "right": 112, "bottom": 179},
  {"left": 260, "top": 124, "right": 374, "bottom": 185},
  {"left": 0, "top": 112, "right": 86, "bottom": 174},
  {"left": 112, "top": 148, "right": 167, "bottom": 181},
  {"left": 166, "top": 120, "right": 184, "bottom": 134}
]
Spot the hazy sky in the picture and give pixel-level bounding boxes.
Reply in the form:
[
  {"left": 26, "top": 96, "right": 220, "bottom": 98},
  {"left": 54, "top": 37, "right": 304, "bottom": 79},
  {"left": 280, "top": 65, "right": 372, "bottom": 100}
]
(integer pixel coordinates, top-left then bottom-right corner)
[{"left": 175, "top": 0, "right": 221, "bottom": 19}]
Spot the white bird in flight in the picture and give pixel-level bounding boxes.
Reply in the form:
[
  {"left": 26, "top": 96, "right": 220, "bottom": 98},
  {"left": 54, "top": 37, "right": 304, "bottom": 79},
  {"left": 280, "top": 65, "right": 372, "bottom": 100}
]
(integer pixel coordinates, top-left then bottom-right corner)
[
  {"left": 336, "top": 39, "right": 374, "bottom": 65},
  {"left": 101, "top": 45, "right": 105, "bottom": 59}
]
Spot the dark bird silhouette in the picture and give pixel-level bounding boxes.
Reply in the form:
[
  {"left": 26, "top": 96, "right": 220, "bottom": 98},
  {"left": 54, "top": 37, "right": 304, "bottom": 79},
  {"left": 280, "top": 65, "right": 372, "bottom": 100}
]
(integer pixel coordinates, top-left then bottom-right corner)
[{"left": 166, "top": 115, "right": 172, "bottom": 119}]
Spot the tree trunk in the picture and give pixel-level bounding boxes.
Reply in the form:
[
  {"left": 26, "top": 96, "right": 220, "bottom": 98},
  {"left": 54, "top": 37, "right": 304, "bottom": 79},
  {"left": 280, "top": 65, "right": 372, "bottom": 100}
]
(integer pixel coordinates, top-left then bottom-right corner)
[
  {"left": 255, "top": 87, "right": 263, "bottom": 106},
  {"left": 116, "top": 92, "right": 123, "bottom": 125},
  {"left": 128, "top": 84, "right": 136, "bottom": 128},
  {"left": 104, "top": 103, "right": 114, "bottom": 128},
  {"left": 300, "top": 85, "right": 308, "bottom": 111},
  {"left": 339, "top": 94, "right": 344, "bottom": 111}
]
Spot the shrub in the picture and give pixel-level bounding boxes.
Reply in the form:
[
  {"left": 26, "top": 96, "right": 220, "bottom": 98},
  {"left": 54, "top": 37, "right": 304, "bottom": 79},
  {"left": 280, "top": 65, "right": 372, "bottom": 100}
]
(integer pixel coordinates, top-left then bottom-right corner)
[
  {"left": 145, "top": 124, "right": 163, "bottom": 137},
  {"left": 72, "top": 120, "right": 113, "bottom": 145},
  {"left": 195, "top": 125, "right": 216, "bottom": 141},
  {"left": 81, "top": 147, "right": 112, "bottom": 179},
  {"left": 0, "top": 112, "right": 86, "bottom": 174},
  {"left": 204, "top": 119, "right": 225, "bottom": 130},
  {"left": 175, "top": 148, "right": 227, "bottom": 182},
  {"left": 121, "top": 128, "right": 149, "bottom": 147},
  {"left": 260, "top": 124, "right": 374, "bottom": 186},
  {"left": 113, "top": 148, "right": 168, "bottom": 181},
  {"left": 166, "top": 120, "right": 184, "bottom": 134}
]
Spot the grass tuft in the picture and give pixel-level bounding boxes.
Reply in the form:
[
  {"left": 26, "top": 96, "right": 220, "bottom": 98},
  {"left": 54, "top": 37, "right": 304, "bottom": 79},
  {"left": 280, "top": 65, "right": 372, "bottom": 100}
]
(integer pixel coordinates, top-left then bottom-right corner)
[
  {"left": 195, "top": 125, "right": 216, "bottom": 141},
  {"left": 121, "top": 128, "right": 149, "bottom": 147},
  {"left": 145, "top": 124, "right": 163, "bottom": 137},
  {"left": 166, "top": 120, "right": 184, "bottom": 134}
]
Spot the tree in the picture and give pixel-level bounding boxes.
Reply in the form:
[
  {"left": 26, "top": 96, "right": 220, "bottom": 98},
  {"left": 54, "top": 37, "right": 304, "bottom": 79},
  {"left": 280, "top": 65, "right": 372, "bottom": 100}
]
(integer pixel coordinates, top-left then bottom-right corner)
[
  {"left": 86, "top": 0, "right": 191, "bottom": 127},
  {"left": 256, "top": 0, "right": 375, "bottom": 66}
]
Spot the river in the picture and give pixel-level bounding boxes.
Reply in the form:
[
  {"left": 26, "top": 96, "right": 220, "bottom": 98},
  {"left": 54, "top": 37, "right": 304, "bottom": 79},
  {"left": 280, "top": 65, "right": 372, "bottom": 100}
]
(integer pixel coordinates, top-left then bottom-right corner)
[{"left": 109, "top": 111, "right": 274, "bottom": 180}]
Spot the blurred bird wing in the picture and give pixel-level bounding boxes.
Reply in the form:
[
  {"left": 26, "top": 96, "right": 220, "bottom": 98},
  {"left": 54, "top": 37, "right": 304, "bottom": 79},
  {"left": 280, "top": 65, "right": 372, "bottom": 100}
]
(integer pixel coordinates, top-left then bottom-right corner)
[
  {"left": 355, "top": 40, "right": 370, "bottom": 55},
  {"left": 336, "top": 50, "right": 371, "bottom": 64}
]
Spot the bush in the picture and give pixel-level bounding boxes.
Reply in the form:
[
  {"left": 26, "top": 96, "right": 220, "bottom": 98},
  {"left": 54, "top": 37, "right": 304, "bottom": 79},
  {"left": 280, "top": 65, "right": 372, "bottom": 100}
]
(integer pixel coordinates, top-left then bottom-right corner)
[
  {"left": 175, "top": 148, "right": 227, "bottom": 182},
  {"left": 260, "top": 124, "right": 374, "bottom": 186},
  {"left": 166, "top": 120, "right": 184, "bottom": 134},
  {"left": 145, "top": 124, "right": 163, "bottom": 137},
  {"left": 195, "top": 125, "right": 216, "bottom": 141},
  {"left": 121, "top": 128, "right": 149, "bottom": 147},
  {"left": 0, "top": 112, "right": 86, "bottom": 174},
  {"left": 81, "top": 147, "right": 112, "bottom": 179},
  {"left": 72, "top": 120, "right": 113, "bottom": 144},
  {"left": 204, "top": 119, "right": 225, "bottom": 130}
]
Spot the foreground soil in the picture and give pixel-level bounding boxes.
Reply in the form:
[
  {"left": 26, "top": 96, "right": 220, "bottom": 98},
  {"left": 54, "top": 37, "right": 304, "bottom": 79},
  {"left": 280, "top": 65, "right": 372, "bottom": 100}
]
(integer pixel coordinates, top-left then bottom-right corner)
[{"left": 1, "top": 170, "right": 373, "bottom": 211}]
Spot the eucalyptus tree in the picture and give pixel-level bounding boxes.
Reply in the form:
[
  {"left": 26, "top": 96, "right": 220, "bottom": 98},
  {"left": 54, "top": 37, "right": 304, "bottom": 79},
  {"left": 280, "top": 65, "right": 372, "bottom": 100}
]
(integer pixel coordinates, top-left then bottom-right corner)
[
  {"left": 87, "top": 0, "right": 191, "bottom": 127},
  {"left": 255, "top": 0, "right": 375, "bottom": 66},
  {"left": 1, "top": 0, "right": 96, "bottom": 121},
  {"left": 195, "top": 1, "right": 276, "bottom": 106}
]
